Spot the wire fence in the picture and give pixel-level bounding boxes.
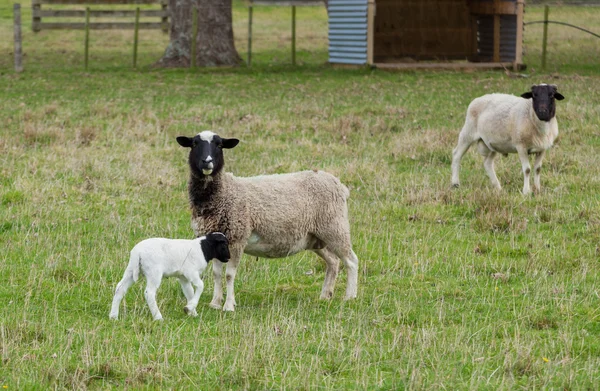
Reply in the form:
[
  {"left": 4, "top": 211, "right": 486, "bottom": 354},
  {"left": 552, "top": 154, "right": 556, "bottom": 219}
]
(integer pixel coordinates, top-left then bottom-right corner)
[{"left": 0, "top": 2, "right": 328, "bottom": 71}]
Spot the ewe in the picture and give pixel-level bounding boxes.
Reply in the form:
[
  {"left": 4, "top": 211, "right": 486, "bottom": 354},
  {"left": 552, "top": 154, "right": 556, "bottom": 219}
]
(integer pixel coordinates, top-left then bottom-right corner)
[
  {"left": 176, "top": 131, "right": 359, "bottom": 312},
  {"left": 109, "top": 232, "right": 230, "bottom": 321},
  {"left": 451, "top": 84, "right": 565, "bottom": 194}
]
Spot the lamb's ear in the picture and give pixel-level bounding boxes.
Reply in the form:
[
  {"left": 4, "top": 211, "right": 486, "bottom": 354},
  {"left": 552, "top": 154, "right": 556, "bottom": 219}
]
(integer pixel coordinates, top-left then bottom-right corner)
[
  {"left": 176, "top": 136, "right": 193, "bottom": 148},
  {"left": 221, "top": 138, "right": 239, "bottom": 149},
  {"left": 521, "top": 92, "right": 533, "bottom": 99},
  {"left": 554, "top": 92, "right": 565, "bottom": 100}
]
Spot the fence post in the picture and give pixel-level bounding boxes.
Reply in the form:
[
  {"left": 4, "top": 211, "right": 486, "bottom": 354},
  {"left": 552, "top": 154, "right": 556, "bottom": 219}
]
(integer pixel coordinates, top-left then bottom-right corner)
[
  {"left": 191, "top": 6, "right": 198, "bottom": 68},
  {"left": 84, "top": 7, "right": 90, "bottom": 70},
  {"left": 14, "top": 3, "right": 23, "bottom": 73},
  {"left": 247, "top": 5, "right": 253, "bottom": 66},
  {"left": 291, "top": 5, "right": 296, "bottom": 65},
  {"left": 541, "top": 5, "right": 549, "bottom": 72},
  {"left": 133, "top": 7, "right": 140, "bottom": 68}
]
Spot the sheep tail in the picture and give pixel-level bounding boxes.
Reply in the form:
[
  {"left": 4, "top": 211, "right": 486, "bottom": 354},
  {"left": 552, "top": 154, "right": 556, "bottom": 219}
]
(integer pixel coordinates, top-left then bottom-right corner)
[{"left": 125, "top": 250, "right": 142, "bottom": 283}]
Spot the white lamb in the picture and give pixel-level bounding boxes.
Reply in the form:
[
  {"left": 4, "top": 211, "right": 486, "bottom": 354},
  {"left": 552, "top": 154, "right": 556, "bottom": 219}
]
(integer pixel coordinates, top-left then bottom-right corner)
[
  {"left": 109, "top": 232, "right": 230, "bottom": 321},
  {"left": 451, "top": 84, "right": 565, "bottom": 194},
  {"left": 176, "top": 131, "right": 359, "bottom": 312}
]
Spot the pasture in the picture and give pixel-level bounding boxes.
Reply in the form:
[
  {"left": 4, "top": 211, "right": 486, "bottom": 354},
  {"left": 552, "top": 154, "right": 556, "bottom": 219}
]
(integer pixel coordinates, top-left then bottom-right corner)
[{"left": 1, "top": 1, "right": 600, "bottom": 389}]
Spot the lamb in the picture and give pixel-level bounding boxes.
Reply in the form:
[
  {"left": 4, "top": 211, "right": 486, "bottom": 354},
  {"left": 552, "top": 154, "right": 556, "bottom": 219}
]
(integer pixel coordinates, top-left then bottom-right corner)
[
  {"left": 109, "top": 232, "right": 230, "bottom": 321},
  {"left": 451, "top": 84, "right": 565, "bottom": 194},
  {"left": 176, "top": 131, "right": 359, "bottom": 312}
]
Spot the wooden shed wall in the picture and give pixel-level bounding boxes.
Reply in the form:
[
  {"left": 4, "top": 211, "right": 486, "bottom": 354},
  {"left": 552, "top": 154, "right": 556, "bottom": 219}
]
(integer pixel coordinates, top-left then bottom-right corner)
[{"left": 374, "top": 0, "right": 472, "bottom": 61}]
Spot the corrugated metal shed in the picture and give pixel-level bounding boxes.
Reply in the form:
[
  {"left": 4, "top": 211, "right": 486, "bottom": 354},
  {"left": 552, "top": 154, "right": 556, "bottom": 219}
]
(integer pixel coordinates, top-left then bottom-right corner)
[
  {"left": 328, "top": 0, "right": 525, "bottom": 70},
  {"left": 328, "top": 0, "right": 369, "bottom": 65}
]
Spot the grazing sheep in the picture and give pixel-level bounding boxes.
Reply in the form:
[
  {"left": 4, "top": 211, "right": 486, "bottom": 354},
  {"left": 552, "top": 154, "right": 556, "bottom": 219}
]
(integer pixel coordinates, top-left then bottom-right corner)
[
  {"left": 451, "top": 84, "right": 565, "bottom": 194},
  {"left": 109, "top": 232, "right": 230, "bottom": 321},
  {"left": 176, "top": 131, "right": 359, "bottom": 312}
]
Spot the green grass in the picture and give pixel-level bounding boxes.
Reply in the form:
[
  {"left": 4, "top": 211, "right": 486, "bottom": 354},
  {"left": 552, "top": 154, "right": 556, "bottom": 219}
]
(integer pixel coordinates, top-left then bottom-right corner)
[{"left": 1, "top": 1, "right": 600, "bottom": 390}]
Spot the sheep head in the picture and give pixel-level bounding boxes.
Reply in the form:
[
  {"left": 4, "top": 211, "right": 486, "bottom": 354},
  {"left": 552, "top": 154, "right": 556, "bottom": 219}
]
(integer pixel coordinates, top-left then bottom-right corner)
[
  {"left": 177, "top": 131, "right": 239, "bottom": 177},
  {"left": 201, "top": 232, "right": 231, "bottom": 263},
  {"left": 521, "top": 84, "right": 565, "bottom": 122}
]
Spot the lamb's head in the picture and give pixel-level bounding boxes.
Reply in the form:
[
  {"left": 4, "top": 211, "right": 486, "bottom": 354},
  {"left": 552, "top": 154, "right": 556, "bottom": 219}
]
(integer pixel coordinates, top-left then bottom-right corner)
[
  {"left": 176, "top": 131, "right": 239, "bottom": 177},
  {"left": 521, "top": 84, "right": 565, "bottom": 122},
  {"left": 200, "top": 232, "right": 230, "bottom": 263}
]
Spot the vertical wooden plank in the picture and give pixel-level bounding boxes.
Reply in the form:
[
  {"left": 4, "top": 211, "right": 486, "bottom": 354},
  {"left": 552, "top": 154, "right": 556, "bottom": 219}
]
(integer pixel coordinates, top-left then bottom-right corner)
[
  {"left": 493, "top": 0, "right": 500, "bottom": 62},
  {"left": 513, "top": 0, "right": 524, "bottom": 70},
  {"left": 367, "top": 0, "right": 375, "bottom": 65},
  {"left": 14, "top": 3, "right": 24, "bottom": 72},
  {"left": 470, "top": 14, "right": 479, "bottom": 62},
  {"left": 161, "top": 0, "right": 168, "bottom": 33},
  {"left": 291, "top": 5, "right": 296, "bottom": 65},
  {"left": 191, "top": 6, "right": 198, "bottom": 68},
  {"left": 541, "top": 5, "right": 549, "bottom": 71},
  {"left": 84, "top": 7, "right": 90, "bottom": 70},
  {"left": 247, "top": 5, "right": 253, "bottom": 66},
  {"left": 133, "top": 7, "right": 140, "bottom": 68},
  {"left": 32, "top": 0, "right": 41, "bottom": 32}
]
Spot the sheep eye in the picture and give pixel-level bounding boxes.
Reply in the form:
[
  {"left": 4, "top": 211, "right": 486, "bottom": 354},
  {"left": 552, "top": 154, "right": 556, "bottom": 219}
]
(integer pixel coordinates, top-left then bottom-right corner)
[{"left": 217, "top": 144, "right": 223, "bottom": 149}]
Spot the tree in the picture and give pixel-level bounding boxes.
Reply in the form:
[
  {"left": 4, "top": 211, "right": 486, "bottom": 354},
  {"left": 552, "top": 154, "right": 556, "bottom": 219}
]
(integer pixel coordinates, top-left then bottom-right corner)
[{"left": 157, "top": 0, "right": 241, "bottom": 67}]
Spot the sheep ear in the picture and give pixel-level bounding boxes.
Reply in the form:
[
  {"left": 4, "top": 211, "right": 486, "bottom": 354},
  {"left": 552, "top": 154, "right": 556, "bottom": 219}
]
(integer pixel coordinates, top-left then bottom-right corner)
[
  {"left": 521, "top": 92, "right": 533, "bottom": 99},
  {"left": 554, "top": 92, "right": 565, "bottom": 100},
  {"left": 221, "top": 138, "right": 239, "bottom": 149},
  {"left": 176, "top": 136, "right": 193, "bottom": 148}
]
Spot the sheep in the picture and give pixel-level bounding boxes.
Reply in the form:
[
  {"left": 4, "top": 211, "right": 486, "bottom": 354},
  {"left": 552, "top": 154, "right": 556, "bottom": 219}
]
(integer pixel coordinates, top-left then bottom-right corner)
[
  {"left": 176, "top": 131, "right": 359, "bottom": 312},
  {"left": 109, "top": 232, "right": 230, "bottom": 321},
  {"left": 451, "top": 84, "right": 565, "bottom": 194}
]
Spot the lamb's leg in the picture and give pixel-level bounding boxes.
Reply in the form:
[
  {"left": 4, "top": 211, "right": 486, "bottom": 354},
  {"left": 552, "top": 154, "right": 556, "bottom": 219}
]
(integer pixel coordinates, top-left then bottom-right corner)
[
  {"left": 178, "top": 277, "right": 195, "bottom": 314},
  {"left": 516, "top": 146, "right": 532, "bottom": 195},
  {"left": 313, "top": 248, "right": 340, "bottom": 299},
  {"left": 209, "top": 260, "right": 224, "bottom": 309},
  {"left": 222, "top": 248, "right": 243, "bottom": 311},
  {"left": 533, "top": 151, "right": 545, "bottom": 194},
  {"left": 451, "top": 130, "right": 475, "bottom": 188},
  {"left": 183, "top": 275, "right": 204, "bottom": 317},
  {"left": 144, "top": 276, "right": 163, "bottom": 321},
  {"left": 109, "top": 275, "right": 135, "bottom": 320}
]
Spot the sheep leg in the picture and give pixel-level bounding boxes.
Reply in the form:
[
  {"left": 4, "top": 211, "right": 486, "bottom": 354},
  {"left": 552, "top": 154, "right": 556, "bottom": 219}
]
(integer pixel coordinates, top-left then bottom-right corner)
[
  {"left": 183, "top": 275, "right": 204, "bottom": 317},
  {"left": 222, "top": 249, "right": 243, "bottom": 311},
  {"left": 178, "top": 277, "right": 196, "bottom": 314},
  {"left": 481, "top": 150, "right": 501, "bottom": 190},
  {"left": 533, "top": 151, "right": 545, "bottom": 194},
  {"left": 209, "top": 260, "right": 225, "bottom": 309},
  {"left": 109, "top": 275, "right": 135, "bottom": 320},
  {"left": 314, "top": 248, "right": 340, "bottom": 299},
  {"left": 451, "top": 132, "right": 475, "bottom": 188},
  {"left": 343, "top": 250, "right": 359, "bottom": 300},
  {"left": 144, "top": 276, "right": 163, "bottom": 321},
  {"left": 516, "top": 146, "right": 532, "bottom": 195}
]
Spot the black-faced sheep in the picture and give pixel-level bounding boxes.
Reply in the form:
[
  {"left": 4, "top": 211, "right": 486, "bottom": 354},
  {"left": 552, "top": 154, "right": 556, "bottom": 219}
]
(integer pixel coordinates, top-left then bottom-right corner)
[
  {"left": 176, "top": 131, "right": 359, "bottom": 311},
  {"left": 451, "top": 84, "right": 565, "bottom": 194},
  {"left": 109, "top": 232, "right": 230, "bottom": 320}
]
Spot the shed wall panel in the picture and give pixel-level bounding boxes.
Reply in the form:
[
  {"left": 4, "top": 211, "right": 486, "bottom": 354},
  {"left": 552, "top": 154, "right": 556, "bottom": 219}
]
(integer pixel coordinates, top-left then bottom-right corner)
[{"left": 328, "top": 0, "right": 368, "bottom": 64}]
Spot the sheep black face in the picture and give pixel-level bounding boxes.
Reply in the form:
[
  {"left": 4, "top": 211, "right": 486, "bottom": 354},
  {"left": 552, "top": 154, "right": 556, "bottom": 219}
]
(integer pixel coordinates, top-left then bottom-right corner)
[
  {"left": 201, "top": 232, "right": 231, "bottom": 263},
  {"left": 176, "top": 131, "right": 239, "bottom": 177},
  {"left": 521, "top": 84, "right": 565, "bottom": 122}
]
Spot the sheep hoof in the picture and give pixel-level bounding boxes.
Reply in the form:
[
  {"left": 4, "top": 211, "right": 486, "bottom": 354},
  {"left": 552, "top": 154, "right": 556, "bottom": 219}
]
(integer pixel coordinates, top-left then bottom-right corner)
[
  {"left": 209, "top": 302, "right": 222, "bottom": 310},
  {"left": 184, "top": 307, "right": 198, "bottom": 317},
  {"left": 222, "top": 303, "right": 235, "bottom": 312},
  {"left": 451, "top": 183, "right": 460, "bottom": 189},
  {"left": 319, "top": 292, "right": 334, "bottom": 300},
  {"left": 344, "top": 294, "right": 357, "bottom": 300},
  {"left": 109, "top": 315, "right": 118, "bottom": 320}
]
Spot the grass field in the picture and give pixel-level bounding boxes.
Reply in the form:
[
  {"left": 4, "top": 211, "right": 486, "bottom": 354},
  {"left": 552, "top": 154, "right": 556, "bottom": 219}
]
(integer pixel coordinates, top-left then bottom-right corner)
[{"left": 1, "top": 1, "right": 600, "bottom": 389}]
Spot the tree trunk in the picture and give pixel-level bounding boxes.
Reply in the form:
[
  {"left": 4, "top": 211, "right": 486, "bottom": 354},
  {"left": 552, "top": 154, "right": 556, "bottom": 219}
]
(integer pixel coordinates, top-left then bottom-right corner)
[{"left": 156, "top": 0, "right": 241, "bottom": 68}]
